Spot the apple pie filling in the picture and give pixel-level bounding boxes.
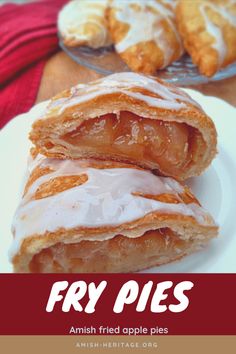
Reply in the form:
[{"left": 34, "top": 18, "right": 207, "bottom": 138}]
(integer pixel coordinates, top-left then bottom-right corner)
[
  {"left": 62, "top": 111, "right": 197, "bottom": 175},
  {"left": 29, "top": 228, "right": 188, "bottom": 273}
]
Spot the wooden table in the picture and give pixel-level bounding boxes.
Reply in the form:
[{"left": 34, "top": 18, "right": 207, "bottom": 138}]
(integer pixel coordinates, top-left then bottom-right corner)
[{"left": 36, "top": 51, "right": 236, "bottom": 107}]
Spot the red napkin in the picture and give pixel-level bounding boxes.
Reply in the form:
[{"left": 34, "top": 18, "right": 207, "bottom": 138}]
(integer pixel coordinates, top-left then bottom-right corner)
[{"left": 0, "top": 0, "right": 67, "bottom": 129}]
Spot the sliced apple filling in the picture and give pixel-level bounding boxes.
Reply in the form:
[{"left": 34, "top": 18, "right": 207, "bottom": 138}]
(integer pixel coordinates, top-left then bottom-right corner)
[
  {"left": 29, "top": 228, "right": 188, "bottom": 273},
  {"left": 61, "top": 111, "right": 197, "bottom": 176}
]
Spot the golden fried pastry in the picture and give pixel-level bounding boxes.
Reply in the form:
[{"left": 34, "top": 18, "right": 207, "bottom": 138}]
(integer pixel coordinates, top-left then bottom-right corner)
[
  {"left": 107, "top": 0, "right": 183, "bottom": 74},
  {"left": 58, "top": 0, "right": 112, "bottom": 48},
  {"left": 30, "top": 72, "right": 217, "bottom": 180},
  {"left": 176, "top": 0, "right": 236, "bottom": 77},
  {"left": 10, "top": 154, "right": 218, "bottom": 273}
]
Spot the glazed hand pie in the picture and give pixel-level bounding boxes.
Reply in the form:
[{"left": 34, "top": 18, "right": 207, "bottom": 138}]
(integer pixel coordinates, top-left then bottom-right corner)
[
  {"left": 10, "top": 154, "right": 218, "bottom": 273},
  {"left": 29, "top": 72, "right": 217, "bottom": 180},
  {"left": 58, "top": 0, "right": 112, "bottom": 48},
  {"left": 176, "top": 0, "right": 236, "bottom": 77},
  {"left": 107, "top": 0, "right": 184, "bottom": 74}
]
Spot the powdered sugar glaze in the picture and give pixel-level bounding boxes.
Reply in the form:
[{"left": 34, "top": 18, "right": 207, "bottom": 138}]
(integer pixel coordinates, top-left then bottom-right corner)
[
  {"left": 112, "top": 0, "right": 183, "bottom": 68},
  {"left": 58, "top": 0, "right": 111, "bottom": 48},
  {"left": 46, "top": 72, "right": 200, "bottom": 117},
  {"left": 10, "top": 156, "right": 215, "bottom": 258},
  {"left": 200, "top": 1, "right": 236, "bottom": 67}
]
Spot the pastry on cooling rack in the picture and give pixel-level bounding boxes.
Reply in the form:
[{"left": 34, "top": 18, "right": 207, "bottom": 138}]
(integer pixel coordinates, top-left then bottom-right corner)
[
  {"left": 107, "top": 0, "right": 183, "bottom": 74},
  {"left": 176, "top": 0, "right": 236, "bottom": 77},
  {"left": 29, "top": 72, "right": 217, "bottom": 181},
  {"left": 10, "top": 154, "right": 218, "bottom": 273},
  {"left": 58, "top": 0, "right": 112, "bottom": 48}
]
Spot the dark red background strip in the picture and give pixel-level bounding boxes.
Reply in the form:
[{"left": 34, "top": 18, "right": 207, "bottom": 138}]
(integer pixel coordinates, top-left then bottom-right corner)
[{"left": 0, "top": 274, "right": 235, "bottom": 335}]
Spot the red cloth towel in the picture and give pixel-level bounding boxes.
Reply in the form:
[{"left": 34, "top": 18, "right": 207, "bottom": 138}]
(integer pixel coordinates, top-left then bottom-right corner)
[{"left": 0, "top": 0, "right": 67, "bottom": 129}]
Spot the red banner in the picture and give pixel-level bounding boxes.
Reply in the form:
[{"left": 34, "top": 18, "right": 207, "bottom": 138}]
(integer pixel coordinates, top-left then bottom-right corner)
[{"left": 0, "top": 274, "right": 235, "bottom": 335}]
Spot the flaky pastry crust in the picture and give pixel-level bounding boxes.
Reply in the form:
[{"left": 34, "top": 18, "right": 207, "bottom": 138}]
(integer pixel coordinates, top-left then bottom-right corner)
[
  {"left": 107, "top": 0, "right": 183, "bottom": 73},
  {"left": 29, "top": 73, "right": 217, "bottom": 180},
  {"left": 176, "top": 0, "right": 236, "bottom": 76},
  {"left": 58, "top": 0, "right": 111, "bottom": 48},
  {"left": 11, "top": 156, "right": 218, "bottom": 273}
]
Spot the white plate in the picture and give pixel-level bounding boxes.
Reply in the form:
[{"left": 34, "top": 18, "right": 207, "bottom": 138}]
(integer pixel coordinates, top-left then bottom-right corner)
[{"left": 0, "top": 90, "right": 236, "bottom": 273}]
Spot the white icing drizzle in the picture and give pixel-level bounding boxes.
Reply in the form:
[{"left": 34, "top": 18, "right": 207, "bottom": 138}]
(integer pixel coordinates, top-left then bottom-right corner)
[
  {"left": 200, "top": 1, "right": 236, "bottom": 67},
  {"left": 151, "top": 1, "right": 183, "bottom": 47},
  {"left": 222, "top": 1, "right": 236, "bottom": 26},
  {"left": 10, "top": 156, "right": 215, "bottom": 259},
  {"left": 161, "top": 0, "right": 178, "bottom": 10},
  {"left": 112, "top": 0, "right": 183, "bottom": 68},
  {"left": 58, "top": 0, "right": 112, "bottom": 48},
  {"left": 46, "top": 72, "right": 200, "bottom": 117}
]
